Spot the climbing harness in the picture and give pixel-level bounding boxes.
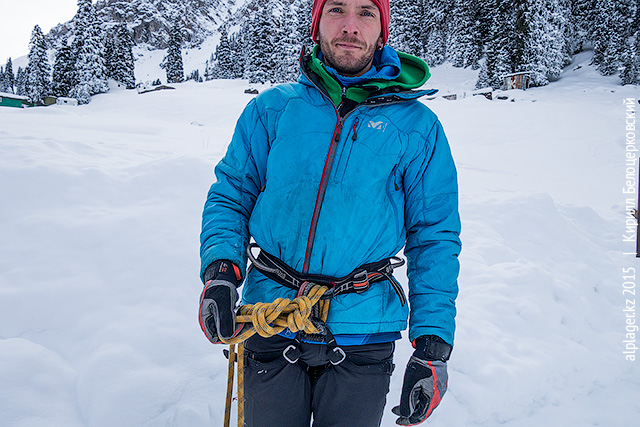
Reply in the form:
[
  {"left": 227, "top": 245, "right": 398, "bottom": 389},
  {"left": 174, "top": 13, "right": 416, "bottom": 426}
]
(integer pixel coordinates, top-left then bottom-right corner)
[
  {"left": 247, "top": 243, "right": 406, "bottom": 306},
  {"left": 220, "top": 244, "right": 406, "bottom": 427}
]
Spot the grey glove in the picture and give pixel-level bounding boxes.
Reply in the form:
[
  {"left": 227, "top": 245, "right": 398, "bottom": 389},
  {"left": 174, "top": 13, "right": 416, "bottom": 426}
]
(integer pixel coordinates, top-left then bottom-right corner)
[
  {"left": 392, "top": 335, "right": 451, "bottom": 425},
  {"left": 198, "top": 260, "right": 241, "bottom": 343}
]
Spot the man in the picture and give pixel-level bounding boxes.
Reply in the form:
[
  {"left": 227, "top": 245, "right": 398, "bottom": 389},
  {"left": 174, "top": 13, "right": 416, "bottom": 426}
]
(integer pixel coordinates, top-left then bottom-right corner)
[{"left": 199, "top": 0, "right": 461, "bottom": 425}]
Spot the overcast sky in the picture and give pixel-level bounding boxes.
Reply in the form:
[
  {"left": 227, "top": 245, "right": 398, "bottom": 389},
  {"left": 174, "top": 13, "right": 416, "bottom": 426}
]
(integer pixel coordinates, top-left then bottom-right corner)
[{"left": 1, "top": 0, "right": 78, "bottom": 63}]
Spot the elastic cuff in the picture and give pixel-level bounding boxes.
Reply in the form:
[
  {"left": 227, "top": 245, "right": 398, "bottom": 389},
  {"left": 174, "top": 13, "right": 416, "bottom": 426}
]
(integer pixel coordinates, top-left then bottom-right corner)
[
  {"left": 203, "top": 260, "right": 241, "bottom": 286},
  {"left": 413, "top": 335, "right": 453, "bottom": 362}
]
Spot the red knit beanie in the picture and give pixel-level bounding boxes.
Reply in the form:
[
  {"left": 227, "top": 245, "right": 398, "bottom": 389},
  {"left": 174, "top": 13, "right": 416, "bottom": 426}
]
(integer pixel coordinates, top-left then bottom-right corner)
[{"left": 310, "top": 0, "right": 390, "bottom": 45}]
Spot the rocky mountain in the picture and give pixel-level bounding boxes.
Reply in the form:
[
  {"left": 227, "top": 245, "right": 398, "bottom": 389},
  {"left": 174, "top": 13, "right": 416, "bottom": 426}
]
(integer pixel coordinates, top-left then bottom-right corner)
[{"left": 46, "top": 0, "right": 238, "bottom": 50}]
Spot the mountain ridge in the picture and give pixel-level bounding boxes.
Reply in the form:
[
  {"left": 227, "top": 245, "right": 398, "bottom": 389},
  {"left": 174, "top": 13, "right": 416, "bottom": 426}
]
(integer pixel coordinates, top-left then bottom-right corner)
[{"left": 45, "top": 0, "right": 241, "bottom": 50}]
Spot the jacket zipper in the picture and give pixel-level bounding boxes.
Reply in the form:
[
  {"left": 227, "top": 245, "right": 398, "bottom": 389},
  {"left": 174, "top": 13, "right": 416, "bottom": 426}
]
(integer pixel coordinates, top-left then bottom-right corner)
[
  {"left": 302, "top": 85, "right": 348, "bottom": 274},
  {"left": 352, "top": 117, "right": 359, "bottom": 141},
  {"left": 299, "top": 62, "right": 415, "bottom": 274},
  {"left": 393, "top": 165, "right": 400, "bottom": 191}
]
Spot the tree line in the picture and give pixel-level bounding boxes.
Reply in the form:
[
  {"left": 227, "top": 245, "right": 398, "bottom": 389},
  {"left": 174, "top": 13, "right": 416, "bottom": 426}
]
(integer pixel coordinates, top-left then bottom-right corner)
[
  {"left": 0, "top": 0, "right": 135, "bottom": 105},
  {"left": 2, "top": 0, "right": 638, "bottom": 105},
  {"left": 211, "top": 0, "right": 639, "bottom": 87}
]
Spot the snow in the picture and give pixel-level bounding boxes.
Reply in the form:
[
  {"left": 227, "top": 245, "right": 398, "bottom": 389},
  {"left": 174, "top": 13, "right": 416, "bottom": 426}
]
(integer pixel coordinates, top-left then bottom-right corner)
[
  {"left": 1, "top": 50, "right": 639, "bottom": 426},
  {"left": 0, "top": 92, "right": 29, "bottom": 100},
  {"left": 133, "top": 36, "right": 221, "bottom": 85}
]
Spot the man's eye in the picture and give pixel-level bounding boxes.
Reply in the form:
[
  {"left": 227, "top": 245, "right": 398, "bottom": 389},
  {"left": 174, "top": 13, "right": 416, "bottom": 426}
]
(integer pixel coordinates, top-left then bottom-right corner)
[
  {"left": 362, "top": 11, "right": 375, "bottom": 17},
  {"left": 329, "top": 7, "right": 342, "bottom": 13}
]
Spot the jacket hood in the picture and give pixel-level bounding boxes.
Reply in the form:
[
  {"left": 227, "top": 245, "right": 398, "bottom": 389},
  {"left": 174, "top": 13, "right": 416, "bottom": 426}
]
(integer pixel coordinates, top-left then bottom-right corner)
[{"left": 302, "top": 45, "right": 431, "bottom": 106}]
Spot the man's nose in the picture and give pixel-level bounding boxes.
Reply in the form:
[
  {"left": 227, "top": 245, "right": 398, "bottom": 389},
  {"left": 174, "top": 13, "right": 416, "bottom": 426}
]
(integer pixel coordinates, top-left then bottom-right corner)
[{"left": 341, "top": 12, "right": 359, "bottom": 35}]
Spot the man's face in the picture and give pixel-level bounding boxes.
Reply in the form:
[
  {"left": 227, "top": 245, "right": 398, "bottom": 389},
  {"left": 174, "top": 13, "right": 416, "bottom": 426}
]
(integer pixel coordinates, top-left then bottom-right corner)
[{"left": 317, "top": 0, "right": 383, "bottom": 77}]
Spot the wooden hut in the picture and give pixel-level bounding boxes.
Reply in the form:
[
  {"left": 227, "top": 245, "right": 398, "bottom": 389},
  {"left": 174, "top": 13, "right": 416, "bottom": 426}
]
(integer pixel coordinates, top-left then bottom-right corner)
[{"left": 500, "top": 72, "right": 532, "bottom": 90}]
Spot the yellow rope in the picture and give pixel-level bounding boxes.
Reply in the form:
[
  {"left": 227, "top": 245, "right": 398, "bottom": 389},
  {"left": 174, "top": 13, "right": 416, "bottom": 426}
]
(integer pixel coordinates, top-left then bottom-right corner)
[
  {"left": 223, "top": 344, "right": 235, "bottom": 427},
  {"left": 236, "top": 343, "right": 244, "bottom": 427},
  {"left": 220, "top": 284, "right": 330, "bottom": 427}
]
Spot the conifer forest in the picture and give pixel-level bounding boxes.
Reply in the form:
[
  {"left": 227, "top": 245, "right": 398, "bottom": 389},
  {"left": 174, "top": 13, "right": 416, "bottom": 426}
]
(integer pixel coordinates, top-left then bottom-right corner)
[{"left": 0, "top": 0, "right": 638, "bottom": 105}]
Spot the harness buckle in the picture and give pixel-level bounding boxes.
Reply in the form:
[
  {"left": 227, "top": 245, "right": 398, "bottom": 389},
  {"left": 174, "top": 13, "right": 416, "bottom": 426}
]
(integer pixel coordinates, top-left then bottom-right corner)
[
  {"left": 283, "top": 344, "right": 301, "bottom": 364},
  {"left": 329, "top": 346, "right": 347, "bottom": 365},
  {"left": 352, "top": 271, "right": 370, "bottom": 293}
]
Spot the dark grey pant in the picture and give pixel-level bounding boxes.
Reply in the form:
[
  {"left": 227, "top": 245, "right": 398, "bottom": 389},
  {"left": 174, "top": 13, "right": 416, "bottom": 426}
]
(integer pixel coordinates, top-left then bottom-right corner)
[{"left": 243, "top": 334, "right": 395, "bottom": 427}]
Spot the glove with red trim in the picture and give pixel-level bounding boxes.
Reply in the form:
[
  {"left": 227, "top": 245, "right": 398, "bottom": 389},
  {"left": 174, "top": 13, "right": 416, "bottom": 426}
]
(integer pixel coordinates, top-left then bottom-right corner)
[
  {"left": 198, "top": 260, "right": 242, "bottom": 343},
  {"left": 392, "top": 335, "right": 451, "bottom": 426}
]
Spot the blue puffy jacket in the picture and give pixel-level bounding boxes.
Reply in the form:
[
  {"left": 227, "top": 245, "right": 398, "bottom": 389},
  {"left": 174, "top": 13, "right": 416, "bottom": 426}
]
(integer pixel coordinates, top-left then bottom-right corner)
[{"left": 200, "top": 52, "right": 461, "bottom": 345}]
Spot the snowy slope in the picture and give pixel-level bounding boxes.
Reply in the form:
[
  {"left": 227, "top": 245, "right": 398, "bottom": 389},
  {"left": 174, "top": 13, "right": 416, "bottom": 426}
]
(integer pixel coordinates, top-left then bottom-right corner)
[{"left": 1, "top": 52, "right": 639, "bottom": 426}]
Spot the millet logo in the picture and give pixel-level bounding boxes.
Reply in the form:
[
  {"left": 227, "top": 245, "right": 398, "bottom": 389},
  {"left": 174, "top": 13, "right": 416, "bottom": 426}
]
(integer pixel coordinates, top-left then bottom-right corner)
[{"left": 367, "top": 120, "right": 388, "bottom": 132}]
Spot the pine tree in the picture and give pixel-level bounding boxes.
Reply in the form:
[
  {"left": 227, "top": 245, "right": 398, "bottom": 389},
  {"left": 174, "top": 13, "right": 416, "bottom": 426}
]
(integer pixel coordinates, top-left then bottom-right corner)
[
  {"left": 25, "top": 25, "right": 51, "bottom": 105},
  {"left": 103, "top": 35, "right": 116, "bottom": 80},
  {"left": 52, "top": 37, "right": 76, "bottom": 97},
  {"left": 212, "top": 26, "right": 234, "bottom": 79},
  {"left": 259, "top": 1, "right": 277, "bottom": 83},
  {"left": 229, "top": 31, "right": 245, "bottom": 79},
  {"left": 472, "top": 3, "right": 494, "bottom": 67},
  {"left": 276, "top": 1, "right": 300, "bottom": 82},
  {"left": 422, "top": 0, "right": 451, "bottom": 66},
  {"left": 620, "top": 39, "right": 637, "bottom": 85},
  {"left": 0, "top": 67, "right": 6, "bottom": 93},
  {"left": 572, "top": 0, "right": 596, "bottom": 53},
  {"left": 186, "top": 69, "right": 202, "bottom": 82},
  {"left": 4, "top": 58, "right": 14, "bottom": 93},
  {"left": 70, "top": 0, "right": 109, "bottom": 104},
  {"left": 111, "top": 24, "right": 136, "bottom": 88},
  {"left": 447, "top": 1, "right": 481, "bottom": 68},
  {"left": 390, "top": 0, "right": 424, "bottom": 57},
  {"left": 476, "top": 35, "right": 500, "bottom": 88},
  {"left": 620, "top": 0, "right": 639, "bottom": 84},
  {"left": 15, "top": 67, "right": 27, "bottom": 96},
  {"left": 477, "top": 0, "right": 519, "bottom": 88},
  {"left": 243, "top": 3, "right": 275, "bottom": 84},
  {"left": 204, "top": 53, "right": 215, "bottom": 81},
  {"left": 165, "top": 24, "right": 185, "bottom": 83},
  {"left": 294, "top": 0, "right": 314, "bottom": 55},
  {"left": 520, "top": 0, "right": 568, "bottom": 86},
  {"left": 592, "top": 0, "right": 634, "bottom": 76},
  {"left": 620, "top": 26, "right": 640, "bottom": 85}
]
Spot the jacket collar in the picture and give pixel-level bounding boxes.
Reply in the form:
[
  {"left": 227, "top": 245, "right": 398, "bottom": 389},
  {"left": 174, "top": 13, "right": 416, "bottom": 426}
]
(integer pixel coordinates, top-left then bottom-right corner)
[{"left": 299, "top": 45, "right": 433, "bottom": 108}]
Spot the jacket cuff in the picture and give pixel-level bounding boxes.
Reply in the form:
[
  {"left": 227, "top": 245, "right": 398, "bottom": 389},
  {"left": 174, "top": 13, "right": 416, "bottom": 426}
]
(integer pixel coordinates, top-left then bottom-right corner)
[
  {"left": 412, "top": 335, "right": 453, "bottom": 362},
  {"left": 203, "top": 260, "right": 242, "bottom": 286}
]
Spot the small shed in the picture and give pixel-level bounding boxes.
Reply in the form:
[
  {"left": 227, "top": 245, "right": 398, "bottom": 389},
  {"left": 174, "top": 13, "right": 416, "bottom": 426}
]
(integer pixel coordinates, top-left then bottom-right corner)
[
  {"left": 500, "top": 72, "right": 531, "bottom": 90},
  {"left": 0, "top": 92, "right": 31, "bottom": 108},
  {"left": 56, "top": 97, "right": 78, "bottom": 106},
  {"left": 44, "top": 96, "right": 57, "bottom": 106}
]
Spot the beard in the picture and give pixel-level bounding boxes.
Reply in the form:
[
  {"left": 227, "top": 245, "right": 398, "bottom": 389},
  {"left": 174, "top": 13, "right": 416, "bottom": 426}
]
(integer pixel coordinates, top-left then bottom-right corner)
[{"left": 318, "top": 35, "right": 380, "bottom": 77}]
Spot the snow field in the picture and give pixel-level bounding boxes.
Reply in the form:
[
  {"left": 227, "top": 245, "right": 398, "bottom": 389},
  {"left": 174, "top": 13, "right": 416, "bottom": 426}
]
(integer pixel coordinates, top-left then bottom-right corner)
[{"left": 0, "top": 55, "right": 639, "bottom": 426}]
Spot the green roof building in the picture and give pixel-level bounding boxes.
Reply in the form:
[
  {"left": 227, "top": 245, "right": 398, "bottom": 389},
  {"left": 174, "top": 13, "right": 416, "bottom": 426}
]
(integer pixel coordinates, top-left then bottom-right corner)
[{"left": 0, "top": 92, "right": 31, "bottom": 108}]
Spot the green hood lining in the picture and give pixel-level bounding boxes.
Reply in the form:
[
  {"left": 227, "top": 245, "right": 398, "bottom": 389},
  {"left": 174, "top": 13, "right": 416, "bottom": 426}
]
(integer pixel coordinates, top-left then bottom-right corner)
[{"left": 307, "top": 45, "right": 431, "bottom": 107}]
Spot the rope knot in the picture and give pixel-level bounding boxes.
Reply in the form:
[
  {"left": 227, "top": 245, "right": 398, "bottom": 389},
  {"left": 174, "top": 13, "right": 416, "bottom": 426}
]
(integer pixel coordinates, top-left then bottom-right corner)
[{"left": 224, "top": 284, "right": 329, "bottom": 343}]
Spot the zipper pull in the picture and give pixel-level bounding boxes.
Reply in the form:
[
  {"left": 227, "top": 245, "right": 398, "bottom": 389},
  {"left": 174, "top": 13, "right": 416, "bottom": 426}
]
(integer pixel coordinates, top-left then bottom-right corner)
[
  {"left": 335, "top": 117, "right": 345, "bottom": 141},
  {"left": 352, "top": 118, "right": 359, "bottom": 141}
]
